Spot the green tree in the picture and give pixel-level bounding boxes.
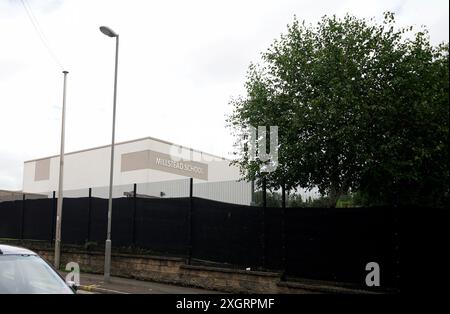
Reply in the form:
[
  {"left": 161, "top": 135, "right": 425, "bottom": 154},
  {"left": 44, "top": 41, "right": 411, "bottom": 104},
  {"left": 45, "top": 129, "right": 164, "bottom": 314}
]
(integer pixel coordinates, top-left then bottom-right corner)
[{"left": 228, "top": 12, "right": 448, "bottom": 207}]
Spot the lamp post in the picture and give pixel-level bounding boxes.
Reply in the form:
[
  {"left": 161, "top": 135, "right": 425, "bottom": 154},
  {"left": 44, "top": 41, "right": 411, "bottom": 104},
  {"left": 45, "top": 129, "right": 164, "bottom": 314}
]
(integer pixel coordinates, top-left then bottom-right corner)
[
  {"left": 54, "top": 70, "right": 68, "bottom": 269},
  {"left": 100, "top": 25, "right": 119, "bottom": 282}
]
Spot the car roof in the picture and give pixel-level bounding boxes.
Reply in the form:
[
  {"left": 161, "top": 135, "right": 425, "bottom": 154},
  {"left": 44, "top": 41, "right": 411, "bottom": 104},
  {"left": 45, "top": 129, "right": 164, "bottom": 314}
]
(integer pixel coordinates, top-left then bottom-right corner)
[{"left": 0, "top": 244, "right": 37, "bottom": 256}]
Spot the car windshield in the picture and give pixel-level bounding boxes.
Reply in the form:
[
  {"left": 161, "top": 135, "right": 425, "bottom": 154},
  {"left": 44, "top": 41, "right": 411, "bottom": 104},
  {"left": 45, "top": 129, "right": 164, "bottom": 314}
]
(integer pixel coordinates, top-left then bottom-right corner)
[{"left": 0, "top": 255, "right": 73, "bottom": 294}]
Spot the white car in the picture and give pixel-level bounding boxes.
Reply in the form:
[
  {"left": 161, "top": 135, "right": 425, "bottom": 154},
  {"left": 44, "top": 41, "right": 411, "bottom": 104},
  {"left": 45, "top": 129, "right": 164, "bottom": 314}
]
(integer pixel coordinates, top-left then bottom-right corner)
[{"left": 0, "top": 244, "right": 76, "bottom": 294}]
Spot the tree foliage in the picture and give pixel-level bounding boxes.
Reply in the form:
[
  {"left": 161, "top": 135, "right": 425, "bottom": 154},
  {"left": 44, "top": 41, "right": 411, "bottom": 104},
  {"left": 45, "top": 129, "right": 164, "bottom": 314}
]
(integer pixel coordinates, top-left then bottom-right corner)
[{"left": 228, "top": 12, "right": 449, "bottom": 207}]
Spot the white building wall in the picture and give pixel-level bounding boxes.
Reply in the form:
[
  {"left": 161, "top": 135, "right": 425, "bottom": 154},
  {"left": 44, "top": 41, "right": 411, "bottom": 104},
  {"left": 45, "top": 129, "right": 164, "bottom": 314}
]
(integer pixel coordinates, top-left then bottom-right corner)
[{"left": 22, "top": 137, "right": 249, "bottom": 204}]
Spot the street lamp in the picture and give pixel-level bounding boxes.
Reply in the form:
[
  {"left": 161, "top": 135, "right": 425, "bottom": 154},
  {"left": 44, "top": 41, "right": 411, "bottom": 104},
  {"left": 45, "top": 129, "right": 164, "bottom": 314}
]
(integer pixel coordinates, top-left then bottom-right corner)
[
  {"left": 54, "top": 70, "right": 69, "bottom": 270},
  {"left": 100, "top": 25, "right": 119, "bottom": 282}
]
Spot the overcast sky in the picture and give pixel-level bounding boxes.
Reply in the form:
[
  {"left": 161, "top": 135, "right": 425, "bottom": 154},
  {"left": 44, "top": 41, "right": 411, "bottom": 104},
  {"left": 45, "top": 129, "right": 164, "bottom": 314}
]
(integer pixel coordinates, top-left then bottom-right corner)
[{"left": 0, "top": 0, "right": 448, "bottom": 190}]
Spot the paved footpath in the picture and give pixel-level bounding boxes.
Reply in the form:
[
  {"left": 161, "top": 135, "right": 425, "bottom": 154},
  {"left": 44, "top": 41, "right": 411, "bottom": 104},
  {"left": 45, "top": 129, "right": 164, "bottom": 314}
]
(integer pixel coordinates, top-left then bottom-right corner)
[{"left": 60, "top": 272, "right": 221, "bottom": 294}]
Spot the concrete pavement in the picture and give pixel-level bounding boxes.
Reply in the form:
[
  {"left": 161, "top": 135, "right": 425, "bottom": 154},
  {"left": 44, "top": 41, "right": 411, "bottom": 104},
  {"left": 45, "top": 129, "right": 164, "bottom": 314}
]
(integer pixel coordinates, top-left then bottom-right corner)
[{"left": 60, "top": 272, "right": 221, "bottom": 294}]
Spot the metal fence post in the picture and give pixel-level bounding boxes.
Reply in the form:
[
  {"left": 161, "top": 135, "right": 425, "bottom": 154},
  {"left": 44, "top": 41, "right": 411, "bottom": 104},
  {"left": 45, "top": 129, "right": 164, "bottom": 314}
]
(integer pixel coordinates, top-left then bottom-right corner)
[
  {"left": 261, "top": 177, "right": 267, "bottom": 269},
  {"left": 20, "top": 194, "right": 25, "bottom": 240},
  {"left": 132, "top": 183, "right": 137, "bottom": 246},
  {"left": 87, "top": 188, "right": 92, "bottom": 242},
  {"left": 251, "top": 180, "right": 255, "bottom": 206},
  {"left": 262, "top": 177, "right": 267, "bottom": 208},
  {"left": 187, "top": 178, "right": 194, "bottom": 265},
  {"left": 393, "top": 210, "right": 400, "bottom": 287},
  {"left": 281, "top": 183, "right": 287, "bottom": 281},
  {"left": 51, "top": 191, "right": 56, "bottom": 242}
]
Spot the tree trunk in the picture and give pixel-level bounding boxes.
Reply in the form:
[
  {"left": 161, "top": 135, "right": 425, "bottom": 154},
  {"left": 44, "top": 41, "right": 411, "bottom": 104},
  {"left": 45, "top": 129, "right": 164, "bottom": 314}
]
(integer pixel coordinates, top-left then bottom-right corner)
[{"left": 328, "top": 184, "right": 342, "bottom": 208}]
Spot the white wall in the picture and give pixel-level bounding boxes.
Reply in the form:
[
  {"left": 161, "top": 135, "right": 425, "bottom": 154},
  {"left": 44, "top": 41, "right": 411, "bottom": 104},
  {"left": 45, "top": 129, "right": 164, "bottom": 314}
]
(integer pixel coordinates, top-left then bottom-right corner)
[{"left": 22, "top": 137, "right": 248, "bottom": 203}]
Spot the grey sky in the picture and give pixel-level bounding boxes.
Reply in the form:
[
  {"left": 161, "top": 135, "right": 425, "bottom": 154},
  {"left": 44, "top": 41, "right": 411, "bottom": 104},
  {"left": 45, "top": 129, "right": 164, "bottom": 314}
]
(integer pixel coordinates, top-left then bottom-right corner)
[{"left": 0, "top": 0, "right": 448, "bottom": 190}]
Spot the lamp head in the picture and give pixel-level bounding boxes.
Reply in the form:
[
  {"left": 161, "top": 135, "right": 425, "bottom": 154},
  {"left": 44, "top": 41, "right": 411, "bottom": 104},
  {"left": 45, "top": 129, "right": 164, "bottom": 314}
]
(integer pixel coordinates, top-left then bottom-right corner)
[{"left": 99, "top": 26, "right": 117, "bottom": 37}]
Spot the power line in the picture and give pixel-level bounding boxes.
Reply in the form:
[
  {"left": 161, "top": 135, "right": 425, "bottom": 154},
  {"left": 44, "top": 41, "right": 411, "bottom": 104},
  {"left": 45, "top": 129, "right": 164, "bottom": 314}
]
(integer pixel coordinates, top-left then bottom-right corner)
[
  {"left": 20, "top": 0, "right": 64, "bottom": 70},
  {"left": 21, "top": 0, "right": 63, "bottom": 69}
]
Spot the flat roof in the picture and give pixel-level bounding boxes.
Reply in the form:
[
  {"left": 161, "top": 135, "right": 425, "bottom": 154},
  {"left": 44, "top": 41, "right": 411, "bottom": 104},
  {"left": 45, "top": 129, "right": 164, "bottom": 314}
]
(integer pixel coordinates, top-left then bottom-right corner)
[{"left": 24, "top": 136, "right": 229, "bottom": 163}]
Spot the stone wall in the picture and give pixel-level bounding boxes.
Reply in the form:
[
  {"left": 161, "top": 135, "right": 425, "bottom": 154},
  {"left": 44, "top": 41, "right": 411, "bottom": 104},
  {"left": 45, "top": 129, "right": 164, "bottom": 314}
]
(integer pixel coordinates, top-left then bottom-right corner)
[{"left": 37, "top": 248, "right": 311, "bottom": 293}]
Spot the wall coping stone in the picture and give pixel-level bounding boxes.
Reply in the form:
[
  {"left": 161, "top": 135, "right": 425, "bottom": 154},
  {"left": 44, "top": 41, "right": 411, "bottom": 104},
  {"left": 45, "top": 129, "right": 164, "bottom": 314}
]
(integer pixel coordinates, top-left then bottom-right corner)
[
  {"left": 180, "top": 264, "right": 281, "bottom": 277},
  {"left": 36, "top": 247, "right": 185, "bottom": 262}
]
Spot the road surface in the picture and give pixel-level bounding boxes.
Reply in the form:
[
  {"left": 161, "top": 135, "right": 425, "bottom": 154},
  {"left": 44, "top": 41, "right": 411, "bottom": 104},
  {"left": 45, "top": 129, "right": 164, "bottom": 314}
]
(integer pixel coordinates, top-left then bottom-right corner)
[{"left": 61, "top": 272, "right": 221, "bottom": 294}]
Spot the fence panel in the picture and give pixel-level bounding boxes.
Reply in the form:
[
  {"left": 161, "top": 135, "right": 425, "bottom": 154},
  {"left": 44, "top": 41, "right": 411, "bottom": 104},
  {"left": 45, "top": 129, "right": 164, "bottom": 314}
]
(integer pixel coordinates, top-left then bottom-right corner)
[
  {"left": 22, "top": 199, "right": 53, "bottom": 241},
  {"left": 191, "top": 198, "right": 263, "bottom": 268},
  {"left": 61, "top": 198, "right": 90, "bottom": 244},
  {"left": 88, "top": 198, "right": 108, "bottom": 244},
  {"left": 135, "top": 197, "right": 189, "bottom": 255},
  {"left": 111, "top": 198, "right": 134, "bottom": 247},
  {"left": 193, "top": 180, "right": 252, "bottom": 205},
  {"left": 138, "top": 179, "right": 190, "bottom": 198},
  {"left": 0, "top": 200, "right": 22, "bottom": 239},
  {"left": 284, "top": 207, "right": 399, "bottom": 286},
  {"left": 264, "top": 207, "right": 284, "bottom": 270}
]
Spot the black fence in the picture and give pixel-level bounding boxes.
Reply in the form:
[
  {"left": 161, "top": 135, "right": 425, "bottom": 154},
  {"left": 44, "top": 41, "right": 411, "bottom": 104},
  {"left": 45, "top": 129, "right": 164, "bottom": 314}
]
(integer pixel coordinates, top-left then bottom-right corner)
[{"left": 0, "top": 195, "right": 401, "bottom": 288}]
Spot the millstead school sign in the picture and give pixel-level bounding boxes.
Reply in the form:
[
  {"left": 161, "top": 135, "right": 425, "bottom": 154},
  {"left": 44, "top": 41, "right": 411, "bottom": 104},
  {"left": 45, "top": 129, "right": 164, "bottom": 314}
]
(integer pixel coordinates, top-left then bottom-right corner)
[{"left": 121, "top": 149, "right": 208, "bottom": 180}]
